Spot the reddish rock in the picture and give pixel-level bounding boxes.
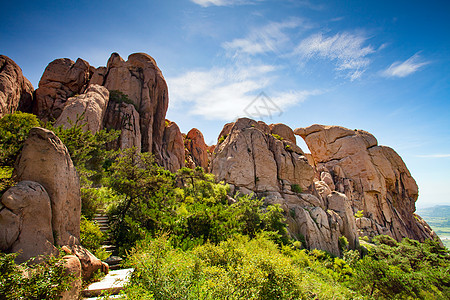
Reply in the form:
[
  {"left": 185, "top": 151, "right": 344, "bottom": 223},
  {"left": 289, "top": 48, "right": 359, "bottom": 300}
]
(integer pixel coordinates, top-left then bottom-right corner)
[
  {"left": 60, "top": 255, "right": 82, "bottom": 300},
  {"left": 0, "top": 181, "right": 57, "bottom": 263},
  {"left": 185, "top": 128, "right": 209, "bottom": 170},
  {"left": 34, "top": 58, "right": 90, "bottom": 121},
  {"left": 0, "top": 55, "right": 34, "bottom": 117},
  {"left": 15, "top": 127, "right": 81, "bottom": 246},
  {"left": 161, "top": 120, "right": 185, "bottom": 172},
  {"left": 295, "top": 124, "right": 437, "bottom": 243}
]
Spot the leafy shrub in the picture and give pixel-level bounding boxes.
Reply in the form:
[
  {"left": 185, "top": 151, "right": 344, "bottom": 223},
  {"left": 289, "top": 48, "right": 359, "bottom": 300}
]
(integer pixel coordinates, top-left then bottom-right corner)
[
  {"left": 218, "top": 135, "right": 227, "bottom": 144},
  {"left": 109, "top": 90, "right": 137, "bottom": 109},
  {"left": 50, "top": 114, "right": 120, "bottom": 187},
  {"left": 80, "top": 216, "right": 106, "bottom": 253},
  {"left": 0, "top": 112, "right": 41, "bottom": 167},
  {"left": 125, "top": 234, "right": 303, "bottom": 300},
  {"left": 0, "top": 252, "right": 73, "bottom": 299},
  {"left": 354, "top": 210, "right": 364, "bottom": 219},
  {"left": 291, "top": 183, "right": 302, "bottom": 193},
  {"left": 271, "top": 133, "right": 284, "bottom": 141},
  {"left": 81, "top": 187, "right": 122, "bottom": 219}
]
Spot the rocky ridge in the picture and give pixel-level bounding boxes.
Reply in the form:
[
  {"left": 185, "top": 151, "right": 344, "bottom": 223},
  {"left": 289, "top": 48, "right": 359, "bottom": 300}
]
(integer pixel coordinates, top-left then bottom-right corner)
[{"left": 0, "top": 52, "right": 440, "bottom": 259}]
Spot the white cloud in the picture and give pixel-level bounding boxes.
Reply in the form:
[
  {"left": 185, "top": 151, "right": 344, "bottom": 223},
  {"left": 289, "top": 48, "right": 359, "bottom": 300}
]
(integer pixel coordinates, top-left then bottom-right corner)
[
  {"left": 382, "top": 53, "right": 430, "bottom": 78},
  {"left": 167, "top": 64, "right": 321, "bottom": 120},
  {"left": 223, "top": 18, "right": 304, "bottom": 55},
  {"left": 294, "top": 32, "right": 375, "bottom": 80},
  {"left": 191, "top": 0, "right": 261, "bottom": 7}
]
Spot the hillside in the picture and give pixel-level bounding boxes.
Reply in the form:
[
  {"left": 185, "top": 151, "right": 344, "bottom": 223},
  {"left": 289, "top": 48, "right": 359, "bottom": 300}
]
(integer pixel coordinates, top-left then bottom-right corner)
[{"left": 417, "top": 205, "right": 450, "bottom": 249}]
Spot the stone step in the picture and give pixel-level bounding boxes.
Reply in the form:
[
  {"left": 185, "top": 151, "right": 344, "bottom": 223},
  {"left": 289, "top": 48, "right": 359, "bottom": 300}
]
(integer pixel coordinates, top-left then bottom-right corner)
[{"left": 82, "top": 268, "right": 133, "bottom": 298}]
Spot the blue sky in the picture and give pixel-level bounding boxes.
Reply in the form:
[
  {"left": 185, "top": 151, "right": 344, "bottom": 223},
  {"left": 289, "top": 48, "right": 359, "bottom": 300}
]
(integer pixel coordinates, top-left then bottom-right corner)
[{"left": 2, "top": 0, "right": 450, "bottom": 208}]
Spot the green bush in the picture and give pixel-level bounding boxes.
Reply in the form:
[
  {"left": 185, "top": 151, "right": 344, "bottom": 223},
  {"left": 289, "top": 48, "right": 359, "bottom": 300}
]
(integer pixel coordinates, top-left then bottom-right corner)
[
  {"left": 109, "top": 90, "right": 137, "bottom": 109},
  {"left": 354, "top": 210, "right": 364, "bottom": 219},
  {"left": 0, "top": 252, "right": 73, "bottom": 299},
  {"left": 271, "top": 133, "right": 284, "bottom": 141},
  {"left": 0, "top": 112, "right": 41, "bottom": 167},
  {"left": 291, "top": 183, "right": 302, "bottom": 193},
  {"left": 125, "top": 234, "right": 303, "bottom": 300},
  {"left": 80, "top": 216, "right": 109, "bottom": 260}
]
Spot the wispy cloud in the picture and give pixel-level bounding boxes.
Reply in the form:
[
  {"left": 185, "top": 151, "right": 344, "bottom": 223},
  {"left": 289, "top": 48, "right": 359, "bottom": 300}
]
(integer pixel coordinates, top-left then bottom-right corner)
[
  {"left": 294, "top": 32, "right": 375, "bottom": 80},
  {"left": 416, "top": 154, "right": 450, "bottom": 158},
  {"left": 167, "top": 64, "right": 321, "bottom": 120},
  {"left": 223, "top": 18, "right": 305, "bottom": 55},
  {"left": 382, "top": 53, "right": 430, "bottom": 78},
  {"left": 191, "top": 0, "right": 262, "bottom": 7}
]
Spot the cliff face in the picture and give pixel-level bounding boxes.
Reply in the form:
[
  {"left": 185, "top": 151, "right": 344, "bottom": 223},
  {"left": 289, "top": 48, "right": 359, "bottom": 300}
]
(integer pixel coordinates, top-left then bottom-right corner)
[
  {"left": 0, "top": 55, "right": 34, "bottom": 117},
  {"left": 32, "top": 52, "right": 174, "bottom": 169},
  {"left": 295, "top": 124, "right": 438, "bottom": 242},
  {"left": 0, "top": 53, "right": 440, "bottom": 255}
]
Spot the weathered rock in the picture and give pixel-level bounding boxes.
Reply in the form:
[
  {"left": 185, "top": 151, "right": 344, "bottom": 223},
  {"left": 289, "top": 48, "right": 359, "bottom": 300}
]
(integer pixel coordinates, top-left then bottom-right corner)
[
  {"left": 103, "top": 100, "right": 141, "bottom": 152},
  {"left": 295, "top": 124, "right": 436, "bottom": 242},
  {"left": 99, "top": 53, "right": 169, "bottom": 157},
  {"left": 161, "top": 120, "right": 185, "bottom": 172},
  {"left": 15, "top": 127, "right": 81, "bottom": 246},
  {"left": 0, "top": 55, "right": 34, "bottom": 117},
  {"left": 69, "top": 244, "right": 107, "bottom": 281},
  {"left": 0, "top": 181, "right": 57, "bottom": 263},
  {"left": 185, "top": 128, "right": 209, "bottom": 170},
  {"left": 269, "top": 123, "right": 296, "bottom": 143},
  {"left": 211, "top": 118, "right": 314, "bottom": 192},
  {"left": 34, "top": 58, "right": 91, "bottom": 121},
  {"left": 55, "top": 85, "right": 109, "bottom": 134},
  {"left": 60, "top": 255, "right": 82, "bottom": 300},
  {"left": 326, "top": 192, "right": 359, "bottom": 249}
]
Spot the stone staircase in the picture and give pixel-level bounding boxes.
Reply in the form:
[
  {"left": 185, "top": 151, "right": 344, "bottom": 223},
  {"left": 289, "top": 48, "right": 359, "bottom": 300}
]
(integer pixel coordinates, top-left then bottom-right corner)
[
  {"left": 82, "top": 213, "right": 131, "bottom": 298},
  {"left": 92, "top": 212, "right": 122, "bottom": 270}
]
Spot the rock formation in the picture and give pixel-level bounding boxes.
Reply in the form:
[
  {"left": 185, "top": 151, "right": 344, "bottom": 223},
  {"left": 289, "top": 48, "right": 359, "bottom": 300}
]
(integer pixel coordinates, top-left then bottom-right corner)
[
  {"left": 211, "top": 118, "right": 359, "bottom": 255},
  {"left": 211, "top": 118, "right": 314, "bottom": 193},
  {"left": 0, "top": 127, "right": 108, "bottom": 279},
  {"left": 0, "top": 55, "right": 34, "bottom": 117},
  {"left": 0, "top": 181, "right": 57, "bottom": 263},
  {"left": 90, "top": 52, "right": 169, "bottom": 157},
  {"left": 55, "top": 84, "right": 110, "bottom": 134},
  {"left": 33, "top": 52, "right": 170, "bottom": 167},
  {"left": 161, "top": 120, "right": 185, "bottom": 172},
  {"left": 34, "top": 58, "right": 91, "bottom": 121},
  {"left": 295, "top": 124, "right": 437, "bottom": 242},
  {"left": 15, "top": 127, "right": 81, "bottom": 246},
  {"left": 103, "top": 99, "right": 142, "bottom": 151},
  {"left": 185, "top": 128, "right": 209, "bottom": 170}
]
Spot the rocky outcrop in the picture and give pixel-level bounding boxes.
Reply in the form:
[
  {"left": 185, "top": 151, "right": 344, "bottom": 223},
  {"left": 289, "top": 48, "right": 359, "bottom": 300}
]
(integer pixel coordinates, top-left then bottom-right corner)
[
  {"left": 15, "top": 127, "right": 81, "bottom": 246},
  {"left": 0, "top": 181, "right": 57, "bottom": 263},
  {"left": 55, "top": 85, "right": 109, "bottom": 134},
  {"left": 211, "top": 118, "right": 314, "bottom": 193},
  {"left": 211, "top": 119, "right": 358, "bottom": 255},
  {"left": 0, "top": 55, "right": 34, "bottom": 117},
  {"left": 34, "top": 58, "right": 91, "bottom": 121},
  {"left": 161, "top": 120, "right": 185, "bottom": 172},
  {"left": 185, "top": 128, "right": 209, "bottom": 170},
  {"left": 295, "top": 124, "right": 436, "bottom": 242},
  {"left": 103, "top": 100, "right": 141, "bottom": 151},
  {"left": 91, "top": 53, "right": 169, "bottom": 157},
  {"left": 34, "top": 52, "right": 169, "bottom": 167}
]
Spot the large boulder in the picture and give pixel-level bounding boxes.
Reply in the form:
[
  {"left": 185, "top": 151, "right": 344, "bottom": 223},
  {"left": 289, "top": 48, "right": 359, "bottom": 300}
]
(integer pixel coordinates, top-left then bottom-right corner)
[
  {"left": 295, "top": 124, "right": 436, "bottom": 242},
  {"left": 15, "top": 127, "right": 81, "bottom": 246},
  {"left": 0, "top": 55, "right": 34, "bottom": 117},
  {"left": 211, "top": 118, "right": 314, "bottom": 193},
  {"left": 185, "top": 128, "right": 209, "bottom": 170},
  {"left": 91, "top": 53, "right": 169, "bottom": 157},
  {"left": 0, "top": 181, "right": 57, "bottom": 263},
  {"left": 34, "top": 58, "right": 91, "bottom": 121},
  {"left": 55, "top": 84, "right": 110, "bottom": 134},
  {"left": 161, "top": 120, "right": 185, "bottom": 172}
]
